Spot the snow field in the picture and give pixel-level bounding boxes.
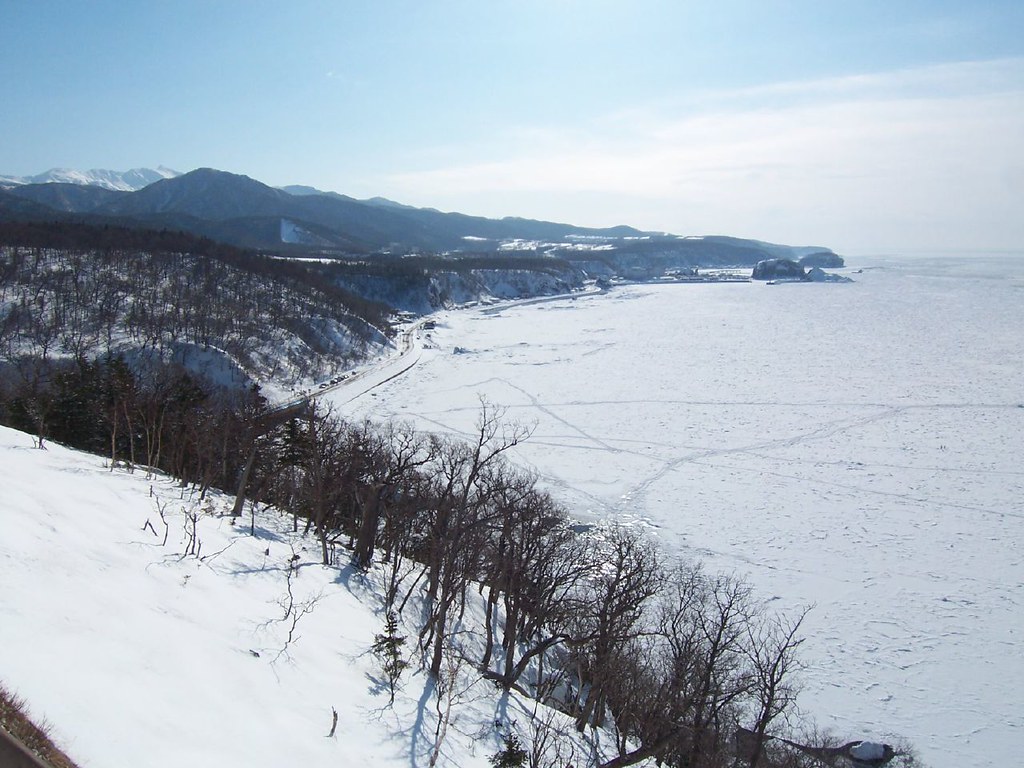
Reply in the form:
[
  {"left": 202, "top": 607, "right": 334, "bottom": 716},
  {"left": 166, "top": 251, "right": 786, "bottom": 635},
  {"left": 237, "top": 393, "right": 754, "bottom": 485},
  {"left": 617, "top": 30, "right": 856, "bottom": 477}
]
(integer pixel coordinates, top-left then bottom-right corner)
[{"left": 333, "top": 257, "right": 1024, "bottom": 768}]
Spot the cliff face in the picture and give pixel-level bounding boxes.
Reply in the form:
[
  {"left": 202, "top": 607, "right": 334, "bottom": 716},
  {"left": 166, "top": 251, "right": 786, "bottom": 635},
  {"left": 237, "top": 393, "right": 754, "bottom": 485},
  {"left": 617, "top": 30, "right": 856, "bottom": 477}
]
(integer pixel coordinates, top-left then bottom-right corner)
[{"left": 335, "top": 265, "right": 587, "bottom": 313}]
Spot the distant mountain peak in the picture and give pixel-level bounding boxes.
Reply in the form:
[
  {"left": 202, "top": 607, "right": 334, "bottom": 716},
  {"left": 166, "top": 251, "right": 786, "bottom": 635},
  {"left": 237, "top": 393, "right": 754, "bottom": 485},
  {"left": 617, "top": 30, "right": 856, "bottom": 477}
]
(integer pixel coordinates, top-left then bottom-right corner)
[{"left": 0, "top": 166, "right": 180, "bottom": 191}]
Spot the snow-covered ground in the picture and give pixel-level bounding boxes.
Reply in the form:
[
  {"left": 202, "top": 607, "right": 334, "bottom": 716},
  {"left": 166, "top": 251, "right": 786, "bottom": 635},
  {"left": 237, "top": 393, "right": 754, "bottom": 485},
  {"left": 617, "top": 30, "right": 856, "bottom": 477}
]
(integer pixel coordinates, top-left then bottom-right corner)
[
  {"left": 3, "top": 255, "right": 1020, "bottom": 767},
  {"left": 331, "top": 255, "right": 1024, "bottom": 768},
  {"left": 0, "top": 427, "right": 609, "bottom": 768}
]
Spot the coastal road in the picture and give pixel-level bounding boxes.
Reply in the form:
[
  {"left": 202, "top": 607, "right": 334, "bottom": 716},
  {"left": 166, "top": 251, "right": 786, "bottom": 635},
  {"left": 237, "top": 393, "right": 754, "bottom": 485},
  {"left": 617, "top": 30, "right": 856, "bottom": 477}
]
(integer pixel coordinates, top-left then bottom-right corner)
[{"left": 308, "top": 319, "right": 425, "bottom": 407}]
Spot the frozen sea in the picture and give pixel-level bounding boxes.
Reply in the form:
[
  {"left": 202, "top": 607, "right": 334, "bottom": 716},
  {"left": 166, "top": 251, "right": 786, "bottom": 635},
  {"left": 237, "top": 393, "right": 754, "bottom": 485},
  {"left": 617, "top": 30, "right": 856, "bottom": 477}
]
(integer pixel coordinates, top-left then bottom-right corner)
[{"left": 330, "top": 255, "right": 1024, "bottom": 768}]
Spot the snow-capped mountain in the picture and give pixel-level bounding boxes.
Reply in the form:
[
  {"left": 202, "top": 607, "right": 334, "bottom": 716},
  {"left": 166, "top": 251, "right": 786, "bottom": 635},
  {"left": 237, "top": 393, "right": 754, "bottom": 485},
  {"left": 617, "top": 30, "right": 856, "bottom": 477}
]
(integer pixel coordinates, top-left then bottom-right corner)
[{"left": 0, "top": 166, "right": 180, "bottom": 191}]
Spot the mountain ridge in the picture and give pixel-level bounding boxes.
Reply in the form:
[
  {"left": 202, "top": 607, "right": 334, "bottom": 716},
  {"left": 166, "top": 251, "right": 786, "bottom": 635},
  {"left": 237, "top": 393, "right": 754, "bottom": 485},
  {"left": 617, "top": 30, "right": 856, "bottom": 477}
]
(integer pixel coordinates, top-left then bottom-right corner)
[
  {"left": 0, "top": 165, "right": 840, "bottom": 266},
  {"left": 0, "top": 165, "right": 180, "bottom": 191}
]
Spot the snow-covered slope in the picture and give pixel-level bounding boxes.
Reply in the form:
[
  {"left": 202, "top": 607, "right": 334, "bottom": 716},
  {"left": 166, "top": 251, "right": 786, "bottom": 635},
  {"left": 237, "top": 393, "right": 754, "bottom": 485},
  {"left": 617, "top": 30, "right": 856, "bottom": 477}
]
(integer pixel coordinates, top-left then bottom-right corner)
[
  {"left": 0, "top": 426, "right": 619, "bottom": 768},
  {"left": 0, "top": 166, "right": 179, "bottom": 191}
]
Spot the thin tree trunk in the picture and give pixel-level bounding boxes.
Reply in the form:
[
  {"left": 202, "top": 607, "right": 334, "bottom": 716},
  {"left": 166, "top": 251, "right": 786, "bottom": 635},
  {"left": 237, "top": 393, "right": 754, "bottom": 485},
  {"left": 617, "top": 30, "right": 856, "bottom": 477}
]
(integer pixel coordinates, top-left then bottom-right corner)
[{"left": 230, "top": 442, "right": 259, "bottom": 517}]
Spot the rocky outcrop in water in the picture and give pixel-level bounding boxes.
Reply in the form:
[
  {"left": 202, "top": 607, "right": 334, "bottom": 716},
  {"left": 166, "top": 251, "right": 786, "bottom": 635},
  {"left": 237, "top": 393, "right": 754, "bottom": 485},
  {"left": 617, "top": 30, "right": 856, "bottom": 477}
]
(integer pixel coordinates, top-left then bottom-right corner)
[{"left": 751, "top": 258, "right": 806, "bottom": 281}]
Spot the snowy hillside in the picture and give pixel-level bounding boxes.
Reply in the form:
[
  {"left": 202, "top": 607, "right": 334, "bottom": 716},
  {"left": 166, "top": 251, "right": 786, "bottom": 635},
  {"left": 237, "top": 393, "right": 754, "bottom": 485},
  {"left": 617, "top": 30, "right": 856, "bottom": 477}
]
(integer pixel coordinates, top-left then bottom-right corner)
[{"left": 0, "top": 426, "right": 638, "bottom": 768}]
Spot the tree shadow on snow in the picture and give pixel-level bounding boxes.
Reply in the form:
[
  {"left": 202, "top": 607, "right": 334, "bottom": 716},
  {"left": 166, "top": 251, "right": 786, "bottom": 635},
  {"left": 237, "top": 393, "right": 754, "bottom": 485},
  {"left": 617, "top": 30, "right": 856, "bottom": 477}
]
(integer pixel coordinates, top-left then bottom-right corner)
[{"left": 408, "top": 676, "right": 437, "bottom": 768}]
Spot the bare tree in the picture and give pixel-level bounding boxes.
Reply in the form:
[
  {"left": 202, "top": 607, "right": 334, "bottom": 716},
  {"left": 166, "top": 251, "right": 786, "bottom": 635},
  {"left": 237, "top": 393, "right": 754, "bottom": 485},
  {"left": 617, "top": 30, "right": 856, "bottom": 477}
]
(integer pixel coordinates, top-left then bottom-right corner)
[
  {"left": 480, "top": 475, "right": 594, "bottom": 696},
  {"left": 590, "top": 566, "right": 793, "bottom": 768},
  {"left": 427, "top": 640, "right": 474, "bottom": 768},
  {"left": 742, "top": 607, "right": 809, "bottom": 768},
  {"left": 420, "top": 401, "right": 531, "bottom": 678},
  {"left": 352, "top": 420, "right": 431, "bottom": 571},
  {"left": 570, "top": 525, "right": 664, "bottom": 733}
]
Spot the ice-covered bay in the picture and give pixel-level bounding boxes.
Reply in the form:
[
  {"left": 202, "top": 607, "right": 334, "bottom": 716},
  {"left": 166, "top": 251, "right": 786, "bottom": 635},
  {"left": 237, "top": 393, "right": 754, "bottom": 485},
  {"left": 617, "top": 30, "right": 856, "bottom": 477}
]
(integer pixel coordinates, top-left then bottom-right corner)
[{"left": 333, "top": 256, "right": 1024, "bottom": 768}]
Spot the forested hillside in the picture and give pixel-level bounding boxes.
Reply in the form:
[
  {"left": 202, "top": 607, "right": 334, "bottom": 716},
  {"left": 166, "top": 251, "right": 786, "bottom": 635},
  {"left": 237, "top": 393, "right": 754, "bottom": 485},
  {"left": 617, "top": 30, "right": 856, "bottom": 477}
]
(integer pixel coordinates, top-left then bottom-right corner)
[{"left": 0, "top": 221, "right": 393, "bottom": 393}]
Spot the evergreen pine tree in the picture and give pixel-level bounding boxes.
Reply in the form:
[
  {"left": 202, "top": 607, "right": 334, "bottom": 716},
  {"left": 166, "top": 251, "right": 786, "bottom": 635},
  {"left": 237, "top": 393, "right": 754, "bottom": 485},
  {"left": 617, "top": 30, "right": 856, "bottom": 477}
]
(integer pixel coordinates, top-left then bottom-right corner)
[
  {"left": 489, "top": 730, "right": 528, "bottom": 768},
  {"left": 372, "top": 610, "right": 408, "bottom": 705}
]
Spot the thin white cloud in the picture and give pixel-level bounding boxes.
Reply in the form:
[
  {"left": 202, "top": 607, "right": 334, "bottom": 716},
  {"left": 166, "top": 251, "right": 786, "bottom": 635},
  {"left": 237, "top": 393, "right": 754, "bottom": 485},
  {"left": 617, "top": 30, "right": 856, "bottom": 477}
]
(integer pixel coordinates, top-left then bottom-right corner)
[
  {"left": 382, "top": 58, "right": 1024, "bottom": 252},
  {"left": 682, "top": 57, "right": 1024, "bottom": 108}
]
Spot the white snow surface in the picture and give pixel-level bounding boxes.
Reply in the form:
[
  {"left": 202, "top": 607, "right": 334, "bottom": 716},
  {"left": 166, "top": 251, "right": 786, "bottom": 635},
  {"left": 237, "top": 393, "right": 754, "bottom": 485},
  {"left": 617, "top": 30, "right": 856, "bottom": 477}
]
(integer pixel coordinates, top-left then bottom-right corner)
[
  {"left": 4, "top": 255, "right": 1021, "bottom": 768},
  {"left": 0, "top": 428, "right": 608, "bottom": 768},
  {"left": 280, "top": 218, "right": 333, "bottom": 246},
  {"left": 331, "top": 255, "right": 1024, "bottom": 768},
  {"left": 851, "top": 742, "right": 889, "bottom": 760}
]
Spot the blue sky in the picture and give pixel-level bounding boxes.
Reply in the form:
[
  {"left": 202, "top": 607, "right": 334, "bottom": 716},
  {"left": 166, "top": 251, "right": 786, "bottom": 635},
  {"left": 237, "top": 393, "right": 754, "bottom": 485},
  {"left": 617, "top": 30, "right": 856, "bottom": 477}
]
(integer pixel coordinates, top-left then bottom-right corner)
[{"left": 2, "top": 0, "right": 1023, "bottom": 253}]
